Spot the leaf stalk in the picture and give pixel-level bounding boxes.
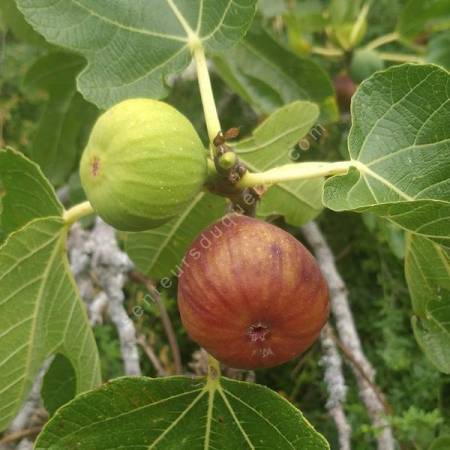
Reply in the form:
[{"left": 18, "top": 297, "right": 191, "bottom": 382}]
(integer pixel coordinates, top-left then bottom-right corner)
[
  {"left": 63, "top": 201, "right": 95, "bottom": 225},
  {"left": 192, "top": 45, "right": 222, "bottom": 155},
  {"left": 236, "top": 161, "right": 352, "bottom": 188}
]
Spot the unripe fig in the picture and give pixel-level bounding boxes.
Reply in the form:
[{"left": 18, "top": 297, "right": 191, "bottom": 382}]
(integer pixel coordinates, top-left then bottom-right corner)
[
  {"left": 80, "top": 99, "right": 207, "bottom": 231},
  {"left": 178, "top": 215, "right": 329, "bottom": 369},
  {"left": 350, "top": 49, "right": 384, "bottom": 83}
]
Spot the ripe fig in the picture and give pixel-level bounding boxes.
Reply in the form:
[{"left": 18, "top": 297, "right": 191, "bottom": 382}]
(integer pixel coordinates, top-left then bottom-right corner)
[
  {"left": 80, "top": 99, "right": 207, "bottom": 231},
  {"left": 333, "top": 72, "right": 357, "bottom": 112},
  {"left": 178, "top": 215, "right": 329, "bottom": 369}
]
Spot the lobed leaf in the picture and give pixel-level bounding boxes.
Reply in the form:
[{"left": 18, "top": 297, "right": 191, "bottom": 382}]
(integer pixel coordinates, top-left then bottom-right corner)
[
  {"left": 23, "top": 52, "right": 99, "bottom": 187},
  {"left": 0, "top": 148, "right": 63, "bottom": 240},
  {"left": 235, "top": 101, "right": 324, "bottom": 226},
  {"left": 0, "top": 218, "right": 101, "bottom": 431},
  {"left": 17, "top": 0, "right": 257, "bottom": 108},
  {"left": 324, "top": 64, "right": 450, "bottom": 246},
  {"left": 35, "top": 376, "right": 329, "bottom": 449},
  {"left": 125, "top": 192, "right": 227, "bottom": 279},
  {"left": 214, "top": 22, "right": 336, "bottom": 119},
  {"left": 405, "top": 234, "right": 450, "bottom": 373}
]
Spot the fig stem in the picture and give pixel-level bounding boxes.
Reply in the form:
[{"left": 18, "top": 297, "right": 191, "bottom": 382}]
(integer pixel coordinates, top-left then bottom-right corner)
[
  {"left": 206, "top": 353, "right": 221, "bottom": 382},
  {"left": 311, "top": 46, "right": 344, "bottom": 57},
  {"left": 236, "top": 161, "right": 353, "bottom": 188},
  {"left": 364, "top": 31, "right": 399, "bottom": 51},
  {"left": 63, "top": 201, "right": 95, "bottom": 225},
  {"left": 192, "top": 45, "right": 222, "bottom": 155}
]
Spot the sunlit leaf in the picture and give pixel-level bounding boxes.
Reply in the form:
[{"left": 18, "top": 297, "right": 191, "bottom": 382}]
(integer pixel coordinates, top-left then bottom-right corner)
[
  {"left": 236, "top": 101, "right": 324, "bottom": 226},
  {"left": 324, "top": 64, "right": 450, "bottom": 246},
  {"left": 0, "top": 148, "right": 62, "bottom": 240},
  {"left": 0, "top": 218, "right": 101, "bottom": 431},
  {"left": 17, "top": 0, "right": 257, "bottom": 108},
  {"left": 35, "top": 376, "right": 329, "bottom": 449}
]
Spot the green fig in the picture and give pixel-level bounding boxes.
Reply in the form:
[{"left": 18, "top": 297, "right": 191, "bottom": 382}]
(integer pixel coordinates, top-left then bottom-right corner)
[
  {"left": 80, "top": 99, "right": 207, "bottom": 231},
  {"left": 350, "top": 49, "right": 384, "bottom": 83}
]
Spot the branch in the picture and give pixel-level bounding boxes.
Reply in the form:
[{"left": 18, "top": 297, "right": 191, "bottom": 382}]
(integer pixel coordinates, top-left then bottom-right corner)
[
  {"left": 301, "top": 221, "right": 395, "bottom": 450},
  {"left": 320, "top": 324, "right": 351, "bottom": 450},
  {"left": 0, "top": 428, "right": 41, "bottom": 446},
  {"left": 364, "top": 31, "right": 399, "bottom": 50},
  {"left": 130, "top": 271, "right": 183, "bottom": 375},
  {"left": 89, "top": 219, "right": 141, "bottom": 376},
  {"left": 68, "top": 219, "right": 142, "bottom": 376}
]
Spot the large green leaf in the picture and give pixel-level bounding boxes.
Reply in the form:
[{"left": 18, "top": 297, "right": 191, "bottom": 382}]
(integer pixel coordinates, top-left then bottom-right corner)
[
  {"left": 323, "top": 64, "right": 450, "bottom": 246},
  {"left": 213, "top": 22, "right": 336, "bottom": 119},
  {"left": 0, "top": 218, "right": 101, "bottom": 431},
  {"left": 17, "top": 0, "right": 257, "bottom": 108},
  {"left": 35, "top": 376, "right": 329, "bottom": 449},
  {"left": 125, "top": 192, "right": 227, "bottom": 279},
  {"left": 23, "top": 52, "right": 98, "bottom": 187},
  {"left": 405, "top": 234, "right": 450, "bottom": 373},
  {"left": 235, "top": 101, "right": 324, "bottom": 226},
  {"left": 397, "top": 0, "right": 450, "bottom": 40},
  {"left": 0, "top": 148, "right": 63, "bottom": 240}
]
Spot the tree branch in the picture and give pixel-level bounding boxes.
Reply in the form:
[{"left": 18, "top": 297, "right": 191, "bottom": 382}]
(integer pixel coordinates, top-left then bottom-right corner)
[
  {"left": 302, "top": 221, "right": 395, "bottom": 450},
  {"left": 136, "top": 335, "right": 166, "bottom": 377},
  {"left": 68, "top": 219, "right": 141, "bottom": 376},
  {"left": 0, "top": 428, "right": 41, "bottom": 446},
  {"left": 321, "top": 324, "right": 351, "bottom": 450}
]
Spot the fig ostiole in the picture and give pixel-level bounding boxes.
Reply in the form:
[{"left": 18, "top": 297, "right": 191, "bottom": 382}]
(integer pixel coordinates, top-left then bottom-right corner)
[
  {"left": 178, "top": 214, "right": 329, "bottom": 369},
  {"left": 80, "top": 98, "right": 207, "bottom": 231}
]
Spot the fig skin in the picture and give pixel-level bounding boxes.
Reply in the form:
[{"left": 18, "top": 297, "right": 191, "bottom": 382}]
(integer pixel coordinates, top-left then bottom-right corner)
[
  {"left": 80, "top": 99, "right": 207, "bottom": 231},
  {"left": 350, "top": 49, "right": 384, "bottom": 83},
  {"left": 178, "top": 214, "right": 329, "bottom": 369}
]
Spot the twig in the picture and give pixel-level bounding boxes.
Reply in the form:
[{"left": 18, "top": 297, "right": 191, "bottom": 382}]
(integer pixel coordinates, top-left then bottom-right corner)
[
  {"left": 311, "top": 46, "right": 344, "bottom": 57},
  {"left": 301, "top": 221, "right": 395, "bottom": 450},
  {"left": 136, "top": 335, "right": 166, "bottom": 377},
  {"left": 130, "top": 271, "right": 183, "bottom": 375},
  {"left": 0, "top": 428, "right": 41, "bottom": 446},
  {"left": 364, "top": 31, "right": 399, "bottom": 51},
  {"left": 88, "top": 291, "right": 109, "bottom": 326},
  {"left": 321, "top": 324, "right": 351, "bottom": 450}
]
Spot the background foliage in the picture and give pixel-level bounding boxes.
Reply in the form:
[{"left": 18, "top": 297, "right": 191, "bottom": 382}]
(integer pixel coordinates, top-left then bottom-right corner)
[{"left": 1, "top": 0, "right": 449, "bottom": 449}]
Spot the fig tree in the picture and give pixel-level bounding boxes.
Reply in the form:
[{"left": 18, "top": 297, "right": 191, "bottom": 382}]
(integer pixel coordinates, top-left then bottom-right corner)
[
  {"left": 178, "top": 214, "right": 329, "bottom": 369},
  {"left": 80, "top": 99, "right": 207, "bottom": 231}
]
